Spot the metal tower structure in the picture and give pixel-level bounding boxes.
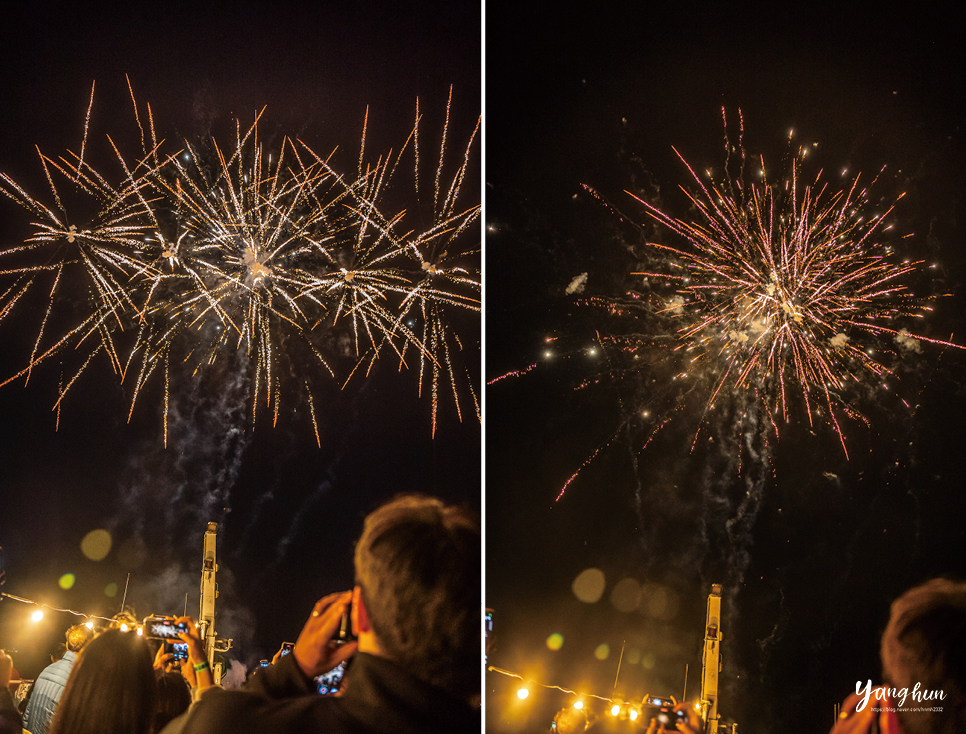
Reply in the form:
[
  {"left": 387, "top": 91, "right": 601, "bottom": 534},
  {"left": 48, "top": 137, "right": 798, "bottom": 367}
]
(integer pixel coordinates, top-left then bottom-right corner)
[{"left": 699, "top": 583, "right": 723, "bottom": 734}]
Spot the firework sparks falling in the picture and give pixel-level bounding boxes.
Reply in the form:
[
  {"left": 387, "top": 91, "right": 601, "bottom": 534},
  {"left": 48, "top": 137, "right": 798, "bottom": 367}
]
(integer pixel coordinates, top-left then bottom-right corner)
[
  {"left": 582, "top": 109, "right": 962, "bottom": 466},
  {"left": 517, "top": 111, "right": 966, "bottom": 504},
  {"left": 0, "top": 83, "right": 479, "bottom": 442}
]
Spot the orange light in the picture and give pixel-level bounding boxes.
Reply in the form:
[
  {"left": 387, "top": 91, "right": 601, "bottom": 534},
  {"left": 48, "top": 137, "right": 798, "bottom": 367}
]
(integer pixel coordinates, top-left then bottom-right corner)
[{"left": 517, "top": 687, "right": 529, "bottom": 700}]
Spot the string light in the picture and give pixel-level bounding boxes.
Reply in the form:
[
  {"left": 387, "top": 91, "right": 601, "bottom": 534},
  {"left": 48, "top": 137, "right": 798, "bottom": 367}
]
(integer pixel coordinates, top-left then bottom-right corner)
[
  {"left": 1, "top": 591, "right": 116, "bottom": 625},
  {"left": 487, "top": 665, "right": 620, "bottom": 705},
  {"left": 488, "top": 665, "right": 680, "bottom": 724}
]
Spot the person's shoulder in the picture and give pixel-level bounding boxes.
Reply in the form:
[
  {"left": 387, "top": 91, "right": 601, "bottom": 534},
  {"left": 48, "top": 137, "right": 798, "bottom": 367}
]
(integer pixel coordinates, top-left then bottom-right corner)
[
  {"left": 167, "top": 687, "right": 332, "bottom": 734},
  {"left": 33, "top": 660, "right": 61, "bottom": 683},
  {"left": 42, "top": 654, "right": 75, "bottom": 682}
]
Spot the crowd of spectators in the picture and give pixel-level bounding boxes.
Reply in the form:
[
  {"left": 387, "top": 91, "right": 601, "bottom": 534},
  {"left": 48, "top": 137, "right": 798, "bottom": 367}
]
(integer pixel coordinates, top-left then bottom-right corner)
[
  {"left": 2, "top": 494, "right": 480, "bottom": 734},
  {"left": 5, "top": 493, "right": 964, "bottom": 734}
]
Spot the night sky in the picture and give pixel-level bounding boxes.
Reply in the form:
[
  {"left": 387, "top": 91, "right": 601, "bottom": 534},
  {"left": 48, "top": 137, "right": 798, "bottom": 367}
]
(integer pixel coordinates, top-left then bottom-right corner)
[
  {"left": 0, "top": 2, "right": 480, "bottom": 683},
  {"left": 485, "top": 5, "right": 966, "bottom": 734},
  {"left": 3, "top": 4, "right": 966, "bottom": 734}
]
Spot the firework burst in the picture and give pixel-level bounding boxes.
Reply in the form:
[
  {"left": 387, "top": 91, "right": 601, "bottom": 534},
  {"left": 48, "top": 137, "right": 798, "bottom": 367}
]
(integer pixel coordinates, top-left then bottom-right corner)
[
  {"left": 0, "top": 82, "right": 479, "bottom": 443},
  {"left": 582, "top": 109, "right": 961, "bottom": 466}
]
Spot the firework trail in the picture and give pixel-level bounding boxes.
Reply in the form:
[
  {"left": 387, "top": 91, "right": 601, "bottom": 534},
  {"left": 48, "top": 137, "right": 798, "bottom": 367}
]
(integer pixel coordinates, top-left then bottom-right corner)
[{"left": 0, "top": 82, "right": 480, "bottom": 442}]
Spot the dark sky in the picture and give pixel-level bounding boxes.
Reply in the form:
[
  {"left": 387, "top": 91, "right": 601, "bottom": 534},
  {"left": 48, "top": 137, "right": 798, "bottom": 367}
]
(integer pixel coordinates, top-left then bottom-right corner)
[
  {"left": 0, "top": 1, "right": 480, "bottom": 682},
  {"left": 485, "top": 5, "right": 966, "bottom": 734}
]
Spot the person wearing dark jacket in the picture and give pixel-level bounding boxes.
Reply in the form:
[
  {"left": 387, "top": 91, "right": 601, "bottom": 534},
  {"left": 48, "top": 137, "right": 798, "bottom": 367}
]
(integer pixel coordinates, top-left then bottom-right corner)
[
  {"left": 162, "top": 494, "right": 480, "bottom": 734},
  {"left": 22, "top": 623, "right": 93, "bottom": 734}
]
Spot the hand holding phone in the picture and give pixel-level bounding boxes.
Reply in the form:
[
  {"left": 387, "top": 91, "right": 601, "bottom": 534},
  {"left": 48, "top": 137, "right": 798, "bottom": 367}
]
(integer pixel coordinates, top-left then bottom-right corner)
[{"left": 293, "top": 591, "right": 357, "bottom": 678}]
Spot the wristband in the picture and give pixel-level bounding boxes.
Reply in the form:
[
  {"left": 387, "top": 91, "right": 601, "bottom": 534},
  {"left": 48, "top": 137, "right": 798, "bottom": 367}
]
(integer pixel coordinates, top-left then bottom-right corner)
[{"left": 193, "top": 661, "right": 211, "bottom": 673}]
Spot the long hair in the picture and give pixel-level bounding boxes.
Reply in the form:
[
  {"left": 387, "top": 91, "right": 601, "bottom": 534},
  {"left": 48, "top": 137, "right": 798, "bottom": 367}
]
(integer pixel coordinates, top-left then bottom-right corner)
[
  {"left": 49, "top": 628, "right": 158, "bottom": 734},
  {"left": 153, "top": 671, "right": 191, "bottom": 732}
]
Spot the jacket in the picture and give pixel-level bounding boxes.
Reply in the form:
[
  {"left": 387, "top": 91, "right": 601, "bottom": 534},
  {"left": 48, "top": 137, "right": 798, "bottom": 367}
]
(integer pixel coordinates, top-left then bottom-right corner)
[
  {"left": 21, "top": 651, "right": 77, "bottom": 734},
  {"left": 161, "top": 652, "right": 479, "bottom": 734}
]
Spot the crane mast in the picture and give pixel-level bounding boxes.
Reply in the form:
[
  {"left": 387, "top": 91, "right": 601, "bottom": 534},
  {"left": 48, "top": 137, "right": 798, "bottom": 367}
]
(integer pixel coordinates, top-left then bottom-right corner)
[
  {"left": 699, "top": 583, "right": 723, "bottom": 734},
  {"left": 199, "top": 521, "right": 231, "bottom": 683}
]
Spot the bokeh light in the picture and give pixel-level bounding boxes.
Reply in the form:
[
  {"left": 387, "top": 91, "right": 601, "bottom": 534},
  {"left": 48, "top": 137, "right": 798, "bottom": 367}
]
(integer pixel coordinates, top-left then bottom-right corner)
[
  {"left": 58, "top": 573, "right": 75, "bottom": 589},
  {"left": 641, "top": 583, "right": 680, "bottom": 620},
  {"left": 80, "top": 529, "right": 112, "bottom": 561},
  {"left": 546, "top": 633, "right": 564, "bottom": 651},
  {"left": 594, "top": 643, "right": 610, "bottom": 660},
  {"left": 642, "top": 652, "right": 656, "bottom": 669},
  {"left": 610, "top": 577, "right": 642, "bottom": 612},
  {"left": 517, "top": 687, "right": 530, "bottom": 700},
  {"left": 31, "top": 610, "right": 44, "bottom": 622},
  {"left": 104, "top": 582, "right": 118, "bottom": 597},
  {"left": 572, "top": 568, "right": 606, "bottom": 603}
]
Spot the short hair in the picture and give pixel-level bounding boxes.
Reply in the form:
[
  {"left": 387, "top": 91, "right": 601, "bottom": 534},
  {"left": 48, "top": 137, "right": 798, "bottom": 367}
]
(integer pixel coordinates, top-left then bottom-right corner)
[
  {"left": 354, "top": 494, "right": 480, "bottom": 700},
  {"left": 65, "top": 624, "right": 93, "bottom": 652},
  {"left": 880, "top": 578, "right": 966, "bottom": 734},
  {"left": 51, "top": 643, "right": 68, "bottom": 661}
]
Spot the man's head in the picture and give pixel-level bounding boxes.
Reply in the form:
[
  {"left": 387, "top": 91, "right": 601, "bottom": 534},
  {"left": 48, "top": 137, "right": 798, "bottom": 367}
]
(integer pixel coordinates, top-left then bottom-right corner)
[
  {"left": 65, "top": 624, "right": 94, "bottom": 653},
  {"left": 51, "top": 642, "right": 68, "bottom": 662},
  {"left": 352, "top": 494, "right": 480, "bottom": 700},
  {"left": 880, "top": 578, "right": 966, "bottom": 734}
]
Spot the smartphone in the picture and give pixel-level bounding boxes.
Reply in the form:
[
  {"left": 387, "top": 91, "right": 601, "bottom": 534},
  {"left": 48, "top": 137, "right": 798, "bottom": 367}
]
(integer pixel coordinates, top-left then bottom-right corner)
[
  {"left": 643, "top": 696, "right": 687, "bottom": 725},
  {"left": 314, "top": 660, "right": 347, "bottom": 695},
  {"left": 280, "top": 642, "right": 294, "bottom": 656},
  {"left": 259, "top": 659, "right": 270, "bottom": 668},
  {"left": 167, "top": 641, "right": 189, "bottom": 661},
  {"left": 143, "top": 616, "right": 188, "bottom": 640},
  {"left": 337, "top": 602, "right": 355, "bottom": 642}
]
